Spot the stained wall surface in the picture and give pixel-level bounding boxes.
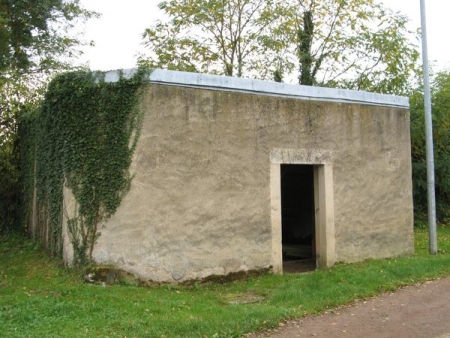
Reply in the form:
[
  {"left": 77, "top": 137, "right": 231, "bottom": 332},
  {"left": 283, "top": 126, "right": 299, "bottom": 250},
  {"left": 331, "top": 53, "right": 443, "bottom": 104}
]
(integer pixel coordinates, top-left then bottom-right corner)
[{"left": 76, "top": 77, "right": 414, "bottom": 283}]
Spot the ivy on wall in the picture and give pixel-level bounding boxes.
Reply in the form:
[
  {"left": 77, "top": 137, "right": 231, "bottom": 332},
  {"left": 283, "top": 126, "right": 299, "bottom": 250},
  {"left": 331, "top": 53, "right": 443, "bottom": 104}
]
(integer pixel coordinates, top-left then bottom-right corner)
[{"left": 20, "top": 68, "right": 148, "bottom": 265}]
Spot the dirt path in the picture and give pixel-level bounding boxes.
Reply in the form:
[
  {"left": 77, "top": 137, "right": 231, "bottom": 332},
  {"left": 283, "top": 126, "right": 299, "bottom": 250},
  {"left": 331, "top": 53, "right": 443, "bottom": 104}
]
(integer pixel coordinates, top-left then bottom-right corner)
[{"left": 248, "top": 277, "right": 450, "bottom": 338}]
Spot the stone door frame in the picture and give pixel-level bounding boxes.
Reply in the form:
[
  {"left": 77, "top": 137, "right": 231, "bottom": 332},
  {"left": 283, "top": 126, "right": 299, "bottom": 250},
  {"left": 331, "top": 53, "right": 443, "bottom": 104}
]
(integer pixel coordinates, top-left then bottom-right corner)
[{"left": 270, "top": 148, "right": 336, "bottom": 273}]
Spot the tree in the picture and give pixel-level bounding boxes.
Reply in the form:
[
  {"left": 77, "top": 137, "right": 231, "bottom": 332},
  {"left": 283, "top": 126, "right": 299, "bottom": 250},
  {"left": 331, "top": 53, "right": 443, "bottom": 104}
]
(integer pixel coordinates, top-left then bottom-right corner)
[
  {"left": 0, "top": 74, "right": 40, "bottom": 232},
  {"left": 0, "top": 0, "right": 97, "bottom": 76},
  {"left": 280, "top": 0, "right": 420, "bottom": 94},
  {"left": 297, "top": 10, "right": 314, "bottom": 86},
  {"left": 1, "top": 0, "right": 97, "bottom": 145},
  {"left": 0, "top": 73, "right": 44, "bottom": 231},
  {"left": 0, "top": 0, "right": 97, "bottom": 232},
  {"left": 139, "top": 0, "right": 281, "bottom": 78},
  {"left": 141, "top": 0, "right": 419, "bottom": 94},
  {"left": 411, "top": 71, "right": 450, "bottom": 223}
]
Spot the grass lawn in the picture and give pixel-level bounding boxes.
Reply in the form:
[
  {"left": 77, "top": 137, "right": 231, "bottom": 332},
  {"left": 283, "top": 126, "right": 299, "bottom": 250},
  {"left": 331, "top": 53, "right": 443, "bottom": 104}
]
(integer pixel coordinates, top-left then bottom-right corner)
[{"left": 1, "top": 227, "right": 450, "bottom": 337}]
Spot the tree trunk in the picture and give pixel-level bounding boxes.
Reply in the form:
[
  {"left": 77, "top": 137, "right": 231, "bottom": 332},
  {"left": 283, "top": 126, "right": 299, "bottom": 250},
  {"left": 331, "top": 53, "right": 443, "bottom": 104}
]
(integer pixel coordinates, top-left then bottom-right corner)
[{"left": 298, "top": 11, "right": 314, "bottom": 86}]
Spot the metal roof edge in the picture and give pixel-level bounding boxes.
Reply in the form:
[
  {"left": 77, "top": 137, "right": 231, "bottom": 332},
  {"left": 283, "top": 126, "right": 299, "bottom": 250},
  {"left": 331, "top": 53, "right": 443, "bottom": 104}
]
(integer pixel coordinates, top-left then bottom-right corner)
[{"left": 101, "top": 68, "right": 410, "bottom": 109}]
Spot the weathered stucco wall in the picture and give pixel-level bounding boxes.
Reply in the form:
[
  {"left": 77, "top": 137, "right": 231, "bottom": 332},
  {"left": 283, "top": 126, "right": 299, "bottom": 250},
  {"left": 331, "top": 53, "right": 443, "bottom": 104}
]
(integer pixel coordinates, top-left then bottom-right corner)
[{"left": 81, "top": 79, "right": 414, "bottom": 283}]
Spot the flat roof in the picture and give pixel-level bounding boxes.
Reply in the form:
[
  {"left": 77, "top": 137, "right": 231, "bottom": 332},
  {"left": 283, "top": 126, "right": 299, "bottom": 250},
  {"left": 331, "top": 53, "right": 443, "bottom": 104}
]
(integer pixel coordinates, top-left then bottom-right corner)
[{"left": 101, "top": 68, "right": 409, "bottom": 109}]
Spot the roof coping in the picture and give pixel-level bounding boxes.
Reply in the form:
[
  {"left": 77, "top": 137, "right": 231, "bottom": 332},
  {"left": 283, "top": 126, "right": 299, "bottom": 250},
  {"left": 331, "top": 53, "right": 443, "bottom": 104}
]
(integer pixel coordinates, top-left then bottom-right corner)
[{"left": 101, "top": 68, "right": 409, "bottom": 109}]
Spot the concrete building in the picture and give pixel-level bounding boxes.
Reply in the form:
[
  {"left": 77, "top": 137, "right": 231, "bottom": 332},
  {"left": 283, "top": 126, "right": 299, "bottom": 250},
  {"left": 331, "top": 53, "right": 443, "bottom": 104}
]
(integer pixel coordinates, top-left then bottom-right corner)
[{"left": 62, "top": 69, "right": 414, "bottom": 283}]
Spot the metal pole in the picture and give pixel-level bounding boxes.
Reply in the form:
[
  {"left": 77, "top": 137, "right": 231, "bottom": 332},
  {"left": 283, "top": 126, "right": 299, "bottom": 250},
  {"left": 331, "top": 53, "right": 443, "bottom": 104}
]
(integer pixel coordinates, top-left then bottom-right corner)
[{"left": 420, "top": 0, "right": 437, "bottom": 254}]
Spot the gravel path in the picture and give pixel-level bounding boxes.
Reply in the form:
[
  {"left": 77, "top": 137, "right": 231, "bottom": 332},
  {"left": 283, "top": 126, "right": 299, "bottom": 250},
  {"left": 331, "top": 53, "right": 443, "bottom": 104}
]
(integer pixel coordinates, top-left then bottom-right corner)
[{"left": 248, "top": 277, "right": 450, "bottom": 338}]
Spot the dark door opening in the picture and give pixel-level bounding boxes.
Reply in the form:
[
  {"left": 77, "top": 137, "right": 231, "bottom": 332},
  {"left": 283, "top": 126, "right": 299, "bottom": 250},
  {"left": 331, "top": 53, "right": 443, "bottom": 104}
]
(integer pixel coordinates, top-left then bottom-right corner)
[{"left": 281, "top": 164, "right": 316, "bottom": 272}]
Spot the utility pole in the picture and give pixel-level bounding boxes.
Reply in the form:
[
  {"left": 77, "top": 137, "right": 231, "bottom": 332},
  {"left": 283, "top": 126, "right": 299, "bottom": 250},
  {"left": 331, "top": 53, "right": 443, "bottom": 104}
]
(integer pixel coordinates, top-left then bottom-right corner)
[{"left": 420, "top": 0, "right": 437, "bottom": 254}]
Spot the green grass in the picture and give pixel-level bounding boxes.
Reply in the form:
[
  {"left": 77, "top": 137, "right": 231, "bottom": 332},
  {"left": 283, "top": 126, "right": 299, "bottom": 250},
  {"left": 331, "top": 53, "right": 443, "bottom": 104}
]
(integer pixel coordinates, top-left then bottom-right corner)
[{"left": 1, "top": 227, "right": 450, "bottom": 337}]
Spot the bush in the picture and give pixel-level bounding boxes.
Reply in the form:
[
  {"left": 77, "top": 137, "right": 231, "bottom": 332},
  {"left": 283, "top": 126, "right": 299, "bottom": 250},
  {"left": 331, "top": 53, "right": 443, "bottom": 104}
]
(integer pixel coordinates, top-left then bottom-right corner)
[{"left": 410, "top": 71, "right": 450, "bottom": 223}]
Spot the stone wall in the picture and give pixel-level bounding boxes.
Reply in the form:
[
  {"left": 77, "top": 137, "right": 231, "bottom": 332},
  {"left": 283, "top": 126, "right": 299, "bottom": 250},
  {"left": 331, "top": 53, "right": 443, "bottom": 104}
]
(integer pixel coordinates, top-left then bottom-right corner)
[{"left": 71, "top": 76, "right": 415, "bottom": 283}]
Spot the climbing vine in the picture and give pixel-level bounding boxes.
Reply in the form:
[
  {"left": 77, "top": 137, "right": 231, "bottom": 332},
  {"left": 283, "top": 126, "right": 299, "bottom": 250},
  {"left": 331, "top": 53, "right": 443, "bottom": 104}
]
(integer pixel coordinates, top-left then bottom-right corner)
[{"left": 20, "top": 68, "right": 148, "bottom": 265}]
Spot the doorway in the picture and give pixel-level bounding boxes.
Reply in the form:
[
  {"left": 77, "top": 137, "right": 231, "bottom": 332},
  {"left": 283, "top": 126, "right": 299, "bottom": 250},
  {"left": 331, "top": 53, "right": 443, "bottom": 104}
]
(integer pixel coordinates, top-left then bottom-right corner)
[
  {"left": 269, "top": 149, "right": 335, "bottom": 274},
  {"left": 280, "top": 164, "right": 316, "bottom": 272}
]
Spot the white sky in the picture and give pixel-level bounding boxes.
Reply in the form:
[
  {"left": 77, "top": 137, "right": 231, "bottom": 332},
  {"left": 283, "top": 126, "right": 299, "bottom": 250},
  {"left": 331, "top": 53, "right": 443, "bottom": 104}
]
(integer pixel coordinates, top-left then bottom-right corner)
[{"left": 77, "top": 0, "right": 450, "bottom": 73}]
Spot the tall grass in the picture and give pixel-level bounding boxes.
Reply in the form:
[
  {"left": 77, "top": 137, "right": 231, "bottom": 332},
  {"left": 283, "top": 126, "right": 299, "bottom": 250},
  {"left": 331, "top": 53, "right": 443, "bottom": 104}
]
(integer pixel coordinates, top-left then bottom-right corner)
[{"left": 1, "top": 227, "right": 450, "bottom": 337}]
